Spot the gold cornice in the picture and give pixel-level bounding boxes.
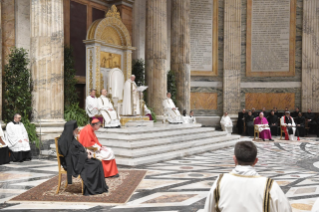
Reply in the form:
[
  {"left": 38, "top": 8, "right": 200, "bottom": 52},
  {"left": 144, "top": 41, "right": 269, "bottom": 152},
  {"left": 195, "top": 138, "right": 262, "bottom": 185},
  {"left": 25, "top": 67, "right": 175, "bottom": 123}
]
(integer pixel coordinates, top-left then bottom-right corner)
[
  {"left": 106, "top": 5, "right": 121, "bottom": 19},
  {"left": 83, "top": 39, "right": 136, "bottom": 50}
]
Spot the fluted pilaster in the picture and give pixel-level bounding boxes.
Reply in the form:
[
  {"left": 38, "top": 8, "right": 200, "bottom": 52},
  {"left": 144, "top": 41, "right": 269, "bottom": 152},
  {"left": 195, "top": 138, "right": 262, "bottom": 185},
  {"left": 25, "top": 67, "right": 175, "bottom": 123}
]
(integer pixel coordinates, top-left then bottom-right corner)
[
  {"left": 302, "top": 0, "right": 319, "bottom": 112},
  {"left": 30, "top": 0, "right": 64, "bottom": 121},
  {"left": 223, "top": 0, "right": 241, "bottom": 114},
  {"left": 146, "top": 0, "right": 167, "bottom": 116},
  {"left": 132, "top": 0, "right": 146, "bottom": 60},
  {"left": 171, "top": 0, "right": 190, "bottom": 112}
]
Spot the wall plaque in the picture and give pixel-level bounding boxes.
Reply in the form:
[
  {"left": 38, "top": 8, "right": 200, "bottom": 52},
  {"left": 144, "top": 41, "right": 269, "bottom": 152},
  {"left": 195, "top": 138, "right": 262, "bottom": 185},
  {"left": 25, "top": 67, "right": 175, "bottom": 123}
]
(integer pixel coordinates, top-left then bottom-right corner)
[
  {"left": 190, "top": 0, "right": 218, "bottom": 76},
  {"left": 246, "top": 0, "right": 296, "bottom": 77},
  {"left": 191, "top": 92, "right": 218, "bottom": 110},
  {"left": 245, "top": 93, "right": 295, "bottom": 111}
]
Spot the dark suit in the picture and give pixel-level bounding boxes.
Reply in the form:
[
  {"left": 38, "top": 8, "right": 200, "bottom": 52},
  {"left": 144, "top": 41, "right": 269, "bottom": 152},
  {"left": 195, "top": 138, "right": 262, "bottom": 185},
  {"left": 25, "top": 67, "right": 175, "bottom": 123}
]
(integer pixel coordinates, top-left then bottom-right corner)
[{"left": 295, "top": 116, "right": 305, "bottom": 137}]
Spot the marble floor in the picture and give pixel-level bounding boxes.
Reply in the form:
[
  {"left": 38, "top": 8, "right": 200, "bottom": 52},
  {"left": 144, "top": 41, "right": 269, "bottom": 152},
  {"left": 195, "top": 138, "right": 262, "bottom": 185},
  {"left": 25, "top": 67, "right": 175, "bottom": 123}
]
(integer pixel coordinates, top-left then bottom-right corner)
[{"left": 1, "top": 136, "right": 319, "bottom": 211}]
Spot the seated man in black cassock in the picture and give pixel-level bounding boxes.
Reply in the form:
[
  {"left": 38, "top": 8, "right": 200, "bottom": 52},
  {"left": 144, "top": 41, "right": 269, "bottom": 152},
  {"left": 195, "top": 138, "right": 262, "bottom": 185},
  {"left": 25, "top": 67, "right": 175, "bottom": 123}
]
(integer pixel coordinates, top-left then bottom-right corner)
[
  {"left": 245, "top": 111, "right": 254, "bottom": 136},
  {"left": 267, "top": 110, "right": 278, "bottom": 136},
  {"left": 291, "top": 107, "right": 300, "bottom": 119},
  {"left": 304, "top": 108, "right": 317, "bottom": 134},
  {"left": 237, "top": 108, "right": 247, "bottom": 135},
  {"left": 261, "top": 107, "right": 268, "bottom": 118},
  {"left": 58, "top": 121, "right": 108, "bottom": 196},
  {"left": 295, "top": 112, "right": 305, "bottom": 137}
]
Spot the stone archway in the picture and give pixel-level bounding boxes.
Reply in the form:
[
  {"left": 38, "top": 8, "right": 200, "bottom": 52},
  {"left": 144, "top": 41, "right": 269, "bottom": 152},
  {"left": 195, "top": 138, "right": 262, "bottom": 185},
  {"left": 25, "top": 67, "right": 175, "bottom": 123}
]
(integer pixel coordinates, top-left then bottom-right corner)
[{"left": 84, "top": 5, "right": 135, "bottom": 96}]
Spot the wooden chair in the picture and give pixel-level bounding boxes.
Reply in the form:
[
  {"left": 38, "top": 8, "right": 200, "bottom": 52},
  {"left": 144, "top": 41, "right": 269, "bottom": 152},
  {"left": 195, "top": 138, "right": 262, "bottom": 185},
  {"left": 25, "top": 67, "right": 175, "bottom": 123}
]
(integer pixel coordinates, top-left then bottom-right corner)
[
  {"left": 253, "top": 118, "right": 260, "bottom": 140},
  {"left": 54, "top": 137, "right": 83, "bottom": 194}
]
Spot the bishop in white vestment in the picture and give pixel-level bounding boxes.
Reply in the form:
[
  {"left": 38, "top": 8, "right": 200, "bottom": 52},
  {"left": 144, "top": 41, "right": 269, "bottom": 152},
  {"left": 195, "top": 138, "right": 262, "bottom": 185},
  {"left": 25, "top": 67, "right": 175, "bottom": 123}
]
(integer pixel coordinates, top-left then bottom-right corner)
[
  {"left": 86, "top": 89, "right": 99, "bottom": 118},
  {"left": 98, "top": 89, "right": 121, "bottom": 127},
  {"left": 163, "top": 92, "right": 183, "bottom": 123},
  {"left": 220, "top": 112, "right": 233, "bottom": 134},
  {"left": 122, "top": 75, "right": 140, "bottom": 115},
  {"left": 204, "top": 141, "right": 292, "bottom": 212},
  {"left": 6, "top": 114, "right": 32, "bottom": 162}
]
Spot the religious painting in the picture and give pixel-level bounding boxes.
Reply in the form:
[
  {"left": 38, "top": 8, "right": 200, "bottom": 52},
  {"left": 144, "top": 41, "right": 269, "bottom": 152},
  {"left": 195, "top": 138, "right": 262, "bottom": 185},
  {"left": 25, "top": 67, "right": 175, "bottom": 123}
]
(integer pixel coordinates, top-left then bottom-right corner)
[
  {"left": 246, "top": 0, "right": 296, "bottom": 77},
  {"left": 245, "top": 93, "right": 295, "bottom": 111},
  {"left": 191, "top": 93, "right": 218, "bottom": 110},
  {"left": 100, "top": 52, "right": 121, "bottom": 69}
]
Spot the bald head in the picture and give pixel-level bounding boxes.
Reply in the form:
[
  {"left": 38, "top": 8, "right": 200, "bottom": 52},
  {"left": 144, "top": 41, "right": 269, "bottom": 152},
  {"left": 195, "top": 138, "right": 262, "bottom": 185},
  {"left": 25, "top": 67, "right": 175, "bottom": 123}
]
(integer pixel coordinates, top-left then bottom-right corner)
[
  {"left": 101, "top": 89, "right": 107, "bottom": 96},
  {"left": 130, "top": 75, "right": 136, "bottom": 81}
]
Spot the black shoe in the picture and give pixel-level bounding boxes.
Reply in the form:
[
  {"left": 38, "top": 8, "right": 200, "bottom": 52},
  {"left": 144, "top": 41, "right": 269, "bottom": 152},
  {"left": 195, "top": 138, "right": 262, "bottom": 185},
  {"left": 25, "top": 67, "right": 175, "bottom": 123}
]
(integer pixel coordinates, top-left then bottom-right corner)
[
  {"left": 262, "top": 139, "right": 265, "bottom": 141},
  {"left": 269, "top": 139, "right": 274, "bottom": 141},
  {"left": 107, "top": 174, "right": 120, "bottom": 178}
]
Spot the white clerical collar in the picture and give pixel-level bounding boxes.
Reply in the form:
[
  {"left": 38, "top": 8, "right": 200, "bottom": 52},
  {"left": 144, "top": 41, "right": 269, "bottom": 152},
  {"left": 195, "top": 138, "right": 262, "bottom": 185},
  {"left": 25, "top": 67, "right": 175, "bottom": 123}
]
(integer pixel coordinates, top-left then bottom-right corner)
[{"left": 231, "top": 165, "right": 259, "bottom": 177}]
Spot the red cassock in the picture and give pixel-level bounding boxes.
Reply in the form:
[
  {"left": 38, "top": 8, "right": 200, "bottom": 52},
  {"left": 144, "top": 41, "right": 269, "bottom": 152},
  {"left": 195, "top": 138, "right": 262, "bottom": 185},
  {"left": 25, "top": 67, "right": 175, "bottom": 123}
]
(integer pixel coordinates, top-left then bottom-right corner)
[{"left": 79, "top": 124, "right": 119, "bottom": 178}]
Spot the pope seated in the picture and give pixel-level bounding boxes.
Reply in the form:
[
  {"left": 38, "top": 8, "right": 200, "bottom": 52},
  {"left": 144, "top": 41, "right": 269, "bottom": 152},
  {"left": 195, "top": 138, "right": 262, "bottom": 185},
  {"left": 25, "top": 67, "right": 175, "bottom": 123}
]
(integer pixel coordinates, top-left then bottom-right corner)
[
  {"left": 220, "top": 112, "right": 233, "bottom": 134},
  {"left": 163, "top": 92, "right": 183, "bottom": 124},
  {"left": 79, "top": 119, "right": 119, "bottom": 178},
  {"left": 98, "top": 89, "right": 121, "bottom": 128},
  {"left": 254, "top": 112, "right": 274, "bottom": 141},
  {"left": 5, "top": 113, "right": 32, "bottom": 162}
]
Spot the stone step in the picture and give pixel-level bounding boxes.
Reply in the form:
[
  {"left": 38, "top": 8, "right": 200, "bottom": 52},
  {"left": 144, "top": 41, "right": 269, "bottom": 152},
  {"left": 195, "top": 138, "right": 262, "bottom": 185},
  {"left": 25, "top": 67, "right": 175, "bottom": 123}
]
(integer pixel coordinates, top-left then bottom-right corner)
[
  {"left": 111, "top": 133, "right": 238, "bottom": 158},
  {"left": 96, "top": 126, "right": 214, "bottom": 141},
  {"left": 101, "top": 131, "right": 227, "bottom": 149},
  {"left": 40, "top": 149, "right": 57, "bottom": 157},
  {"left": 115, "top": 136, "right": 246, "bottom": 166}
]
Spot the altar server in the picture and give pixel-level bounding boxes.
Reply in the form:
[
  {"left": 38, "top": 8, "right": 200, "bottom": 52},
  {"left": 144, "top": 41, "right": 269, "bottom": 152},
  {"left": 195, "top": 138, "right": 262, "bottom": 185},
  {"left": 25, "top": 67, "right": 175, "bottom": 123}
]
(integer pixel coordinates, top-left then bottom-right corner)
[
  {"left": 86, "top": 89, "right": 99, "bottom": 120},
  {"left": 122, "top": 75, "right": 140, "bottom": 115},
  {"left": 281, "top": 111, "right": 300, "bottom": 141},
  {"left": 0, "top": 127, "right": 11, "bottom": 165},
  {"left": 58, "top": 121, "right": 108, "bottom": 196},
  {"left": 79, "top": 119, "right": 119, "bottom": 178},
  {"left": 220, "top": 112, "right": 233, "bottom": 135},
  {"left": 204, "top": 141, "right": 292, "bottom": 212},
  {"left": 98, "top": 89, "right": 121, "bottom": 128},
  {"left": 268, "top": 110, "right": 279, "bottom": 136},
  {"left": 163, "top": 92, "right": 183, "bottom": 124},
  {"left": 6, "top": 113, "right": 31, "bottom": 162},
  {"left": 189, "top": 110, "right": 196, "bottom": 124},
  {"left": 254, "top": 112, "right": 274, "bottom": 141}
]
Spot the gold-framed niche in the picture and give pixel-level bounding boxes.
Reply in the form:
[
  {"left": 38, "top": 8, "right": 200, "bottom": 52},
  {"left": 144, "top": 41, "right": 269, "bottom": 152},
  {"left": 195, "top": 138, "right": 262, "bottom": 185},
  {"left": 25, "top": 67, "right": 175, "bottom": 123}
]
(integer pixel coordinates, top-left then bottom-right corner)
[{"left": 84, "top": 5, "right": 136, "bottom": 96}]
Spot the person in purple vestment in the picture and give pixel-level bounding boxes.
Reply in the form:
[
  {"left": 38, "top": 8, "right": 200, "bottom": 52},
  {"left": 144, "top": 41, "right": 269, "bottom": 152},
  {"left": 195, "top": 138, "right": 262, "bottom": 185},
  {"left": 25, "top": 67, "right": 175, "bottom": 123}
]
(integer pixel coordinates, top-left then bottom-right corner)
[{"left": 254, "top": 112, "right": 274, "bottom": 141}]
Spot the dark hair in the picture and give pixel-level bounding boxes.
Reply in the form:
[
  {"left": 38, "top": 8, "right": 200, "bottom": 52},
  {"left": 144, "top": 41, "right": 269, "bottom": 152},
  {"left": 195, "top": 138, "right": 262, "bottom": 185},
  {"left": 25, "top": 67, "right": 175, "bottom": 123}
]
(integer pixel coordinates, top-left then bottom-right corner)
[
  {"left": 296, "top": 107, "right": 299, "bottom": 110},
  {"left": 182, "top": 110, "right": 187, "bottom": 116},
  {"left": 90, "top": 89, "right": 96, "bottom": 93},
  {"left": 234, "top": 141, "right": 257, "bottom": 165},
  {"left": 270, "top": 110, "right": 274, "bottom": 113},
  {"left": 190, "top": 110, "right": 193, "bottom": 114},
  {"left": 167, "top": 92, "right": 171, "bottom": 95}
]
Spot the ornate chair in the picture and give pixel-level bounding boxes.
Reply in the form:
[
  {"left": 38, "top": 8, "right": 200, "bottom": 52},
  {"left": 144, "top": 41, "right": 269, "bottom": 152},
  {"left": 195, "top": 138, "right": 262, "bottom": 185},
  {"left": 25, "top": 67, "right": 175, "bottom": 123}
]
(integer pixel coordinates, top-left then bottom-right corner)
[{"left": 253, "top": 118, "right": 260, "bottom": 140}]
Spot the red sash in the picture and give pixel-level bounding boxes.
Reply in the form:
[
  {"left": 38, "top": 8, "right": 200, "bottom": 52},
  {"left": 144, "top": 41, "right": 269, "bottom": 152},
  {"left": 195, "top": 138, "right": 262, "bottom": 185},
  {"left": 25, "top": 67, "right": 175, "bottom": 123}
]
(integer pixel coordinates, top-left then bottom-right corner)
[{"left": 282, "top": 116, "right": 289, "bottom": 140}]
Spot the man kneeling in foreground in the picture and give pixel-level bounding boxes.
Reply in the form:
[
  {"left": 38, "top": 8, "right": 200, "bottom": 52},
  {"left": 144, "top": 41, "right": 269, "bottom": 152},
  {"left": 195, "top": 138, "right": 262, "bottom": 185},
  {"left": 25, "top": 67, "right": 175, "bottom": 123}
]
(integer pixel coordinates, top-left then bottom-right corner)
[{"left": 204, "top": 141, "right": 292, "bottom": 212}]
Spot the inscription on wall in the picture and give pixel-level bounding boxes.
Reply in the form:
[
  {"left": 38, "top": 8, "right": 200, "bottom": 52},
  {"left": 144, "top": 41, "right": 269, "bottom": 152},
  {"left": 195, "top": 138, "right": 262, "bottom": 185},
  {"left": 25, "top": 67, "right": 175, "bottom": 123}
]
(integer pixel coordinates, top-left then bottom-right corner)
[
  {"left": 190, "top": 0, "right": 213, "bottom": 72},
  {"left": 246, "top": 0, "right": 296, "bottom": 76},
  {"left": 191, "top": 93, "right": 218, "bottom": 110},
  {"left": 245, "top": 93, "right": 295, "bottom": 111}
]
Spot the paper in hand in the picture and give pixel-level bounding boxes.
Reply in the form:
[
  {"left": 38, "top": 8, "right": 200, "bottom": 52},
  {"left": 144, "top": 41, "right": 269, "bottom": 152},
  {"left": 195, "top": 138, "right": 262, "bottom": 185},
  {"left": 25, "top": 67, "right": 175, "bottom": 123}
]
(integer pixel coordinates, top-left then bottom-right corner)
[{"left": 136, "top": 86, "right": 148, "bottom": 92}]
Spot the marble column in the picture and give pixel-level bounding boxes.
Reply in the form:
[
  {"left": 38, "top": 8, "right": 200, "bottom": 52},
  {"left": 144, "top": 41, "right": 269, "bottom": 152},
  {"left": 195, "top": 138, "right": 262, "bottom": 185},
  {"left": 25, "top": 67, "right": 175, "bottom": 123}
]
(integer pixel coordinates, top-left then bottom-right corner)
[
  {"left": 30, "top": 0, "right": 64, "bottom": 123},
  {"left": 301, "top": 0, "right": 319, "bottom": 112},
  {"left": 166, "top": 0, "right": 171, "bottom": 72},
  {"left": 132, "top": 0, "right": 146, "bottom": 60},
  {"left": 223, "top": 0, "right": 241, "bottom": 115},
  {"left": 15, "top": 0, "right": 30, "bottom": 54},
  {"left": 171, "top": 0, "right": 190, "bottom": 112},
  {"left": 146, "top": 0, "right": 167, "bottom": 116}
]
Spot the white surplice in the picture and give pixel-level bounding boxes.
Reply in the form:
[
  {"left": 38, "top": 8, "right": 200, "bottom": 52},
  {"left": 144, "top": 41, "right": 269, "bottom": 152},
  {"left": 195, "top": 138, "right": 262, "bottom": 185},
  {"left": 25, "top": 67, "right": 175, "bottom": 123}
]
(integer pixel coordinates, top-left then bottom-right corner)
[
  {"left": 220, "top": 115, "right": 233, "bottom": 134},
  {"left": 5, "top": 122, "right": 30, "bottom": 152},
  {"left": 280, "top": 116, "right": 297, "bottom": 141},
  {"left": 122, "top": 79, "right": 140, "bottom": 115},
  {"left": 204, "top": 165, "right": 292, "bottom": 212},
  {"left": 98, "top": 95, "right": 120, "bottom": 126},
  {"left": 162, "top": 98, "right": 183, "bottom": 123},
  {"left": 0, "top": 127, "right": 7, "bottom": 148},
  {"left": 85, "top": 96, "right": 99, "bottom": 117}
]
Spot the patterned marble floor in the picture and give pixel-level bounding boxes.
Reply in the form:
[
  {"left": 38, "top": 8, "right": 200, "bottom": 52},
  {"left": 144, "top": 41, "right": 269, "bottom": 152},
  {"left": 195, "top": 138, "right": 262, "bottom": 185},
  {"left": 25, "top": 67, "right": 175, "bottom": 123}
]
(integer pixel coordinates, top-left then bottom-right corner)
[{"left": 1, "top": 136, "right": 319, "bottom": 211}]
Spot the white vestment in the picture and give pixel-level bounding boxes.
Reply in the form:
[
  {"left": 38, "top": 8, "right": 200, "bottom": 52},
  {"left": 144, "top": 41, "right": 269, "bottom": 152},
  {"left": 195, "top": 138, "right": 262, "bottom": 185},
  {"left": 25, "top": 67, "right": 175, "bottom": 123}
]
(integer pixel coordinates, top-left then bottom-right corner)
[
  {"left": 220, "top": 115, "right": 233, "bottom": 134},
  {"left": 85, "top": 96, "right": 99, "bottom": 117},
  {"left": 91, "top": 144, "right": 115, "bottom": 161},
  {"left": 281, "top": 116, "right": 297, "bottom": 141},
  {"left": 5, "top": 122, "right": 30, "bottom": 152},
  {"left": 163, "top": 98, "right": 183, "bottom": 123},
  {"left": 189, "top": 116, "right": 196, "bottom": 124},
  {"left": 98, "top": 95, "right": 120, "bottom": 127},
  {"left": 122, "top": 79, "right": 140, "bottom": 115},
  {"left": 204, "top": 165, "right": 292, "bottom": 212},
  {"left": 144, "top": 105, "right": 151, "bottom": 115}
]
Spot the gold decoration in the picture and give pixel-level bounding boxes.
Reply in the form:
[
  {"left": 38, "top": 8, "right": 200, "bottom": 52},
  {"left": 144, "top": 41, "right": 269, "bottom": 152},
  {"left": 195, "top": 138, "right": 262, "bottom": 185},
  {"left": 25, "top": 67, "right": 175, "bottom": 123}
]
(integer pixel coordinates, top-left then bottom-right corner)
[
  {"left": 89, "top": 49, "right": 93, "bottom": 90},
  {"left": 120, "top": 116, "right": 150, "bottom": 126},
  {"left": 100, "top": 73, "right": 105, "bottom": 91},
  {"left": 106, "top": 5, "right": 121, "bottom": 19},
  {"left": 100, "top": 52, "right": 121, "bottom": 69},
  {"left": 100, "top": 26, "right": 122, "bottom": 45},
  {"left": 95, "top": 46, "right": 101, "bottom": 95}
]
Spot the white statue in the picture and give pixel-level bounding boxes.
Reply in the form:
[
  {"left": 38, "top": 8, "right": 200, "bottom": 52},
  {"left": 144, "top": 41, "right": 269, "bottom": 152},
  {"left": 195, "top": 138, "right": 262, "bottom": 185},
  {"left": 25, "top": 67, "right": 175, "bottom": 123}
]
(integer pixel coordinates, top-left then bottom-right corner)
[{"left": 122, "top": 75, "right": 140, "bottom": 115}]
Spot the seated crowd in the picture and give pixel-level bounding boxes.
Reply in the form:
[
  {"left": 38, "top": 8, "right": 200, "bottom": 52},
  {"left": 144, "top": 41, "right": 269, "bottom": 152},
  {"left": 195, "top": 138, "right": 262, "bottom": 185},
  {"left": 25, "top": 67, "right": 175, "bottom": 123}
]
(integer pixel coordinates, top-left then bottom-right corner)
[{"left": 237, "top": 107, "right": 319, "bottom": 140}]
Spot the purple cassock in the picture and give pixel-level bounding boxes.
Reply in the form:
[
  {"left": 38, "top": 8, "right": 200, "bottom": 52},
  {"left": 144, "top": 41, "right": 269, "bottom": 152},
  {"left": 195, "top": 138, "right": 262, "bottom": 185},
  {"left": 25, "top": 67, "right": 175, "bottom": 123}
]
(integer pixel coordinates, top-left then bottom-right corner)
[{"left": 254, "top": 117, "right": 272, "bottom": 140}]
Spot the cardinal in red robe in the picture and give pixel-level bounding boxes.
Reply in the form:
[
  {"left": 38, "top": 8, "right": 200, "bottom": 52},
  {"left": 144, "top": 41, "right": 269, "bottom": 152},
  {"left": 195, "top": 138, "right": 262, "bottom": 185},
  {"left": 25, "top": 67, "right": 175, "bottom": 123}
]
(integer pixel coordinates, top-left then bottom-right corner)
[{"left": 79, "top": 119, "right": 119, "bottom": 178}]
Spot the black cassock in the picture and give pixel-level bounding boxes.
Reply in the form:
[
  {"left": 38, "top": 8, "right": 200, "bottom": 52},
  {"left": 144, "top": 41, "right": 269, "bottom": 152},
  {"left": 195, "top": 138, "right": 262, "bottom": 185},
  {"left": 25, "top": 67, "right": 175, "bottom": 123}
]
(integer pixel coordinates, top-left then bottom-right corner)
[
  {"left": 291, "top": 111, "right": 299, "bottom": 119},
  {"left": 294, "top": 116, "right": 305, "bottom": 137},
  {"left": 267, "top": 115, "right": 278, "bottom": 136},
  {"left": 252, "top": 112, "right": 259, "bottom": 118},
  {"left": 245, "top": 115, "right": 254, "bottom": 136},
  {"left": 58, "top": 121, "right": 108, "bottom": 196},
  {"left": 304, "top": 112, "right": 317, "bottom": 133},
  {"left": 237, "top": 112, "right": 247, "bottom": 135}
]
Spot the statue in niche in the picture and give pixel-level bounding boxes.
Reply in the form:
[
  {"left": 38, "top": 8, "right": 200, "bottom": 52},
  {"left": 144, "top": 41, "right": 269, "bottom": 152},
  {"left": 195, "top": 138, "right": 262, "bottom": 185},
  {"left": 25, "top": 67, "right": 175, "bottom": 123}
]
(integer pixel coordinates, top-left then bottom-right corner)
[{"left": 100, "top": 52, "right": 121, "bottom": 69}]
